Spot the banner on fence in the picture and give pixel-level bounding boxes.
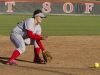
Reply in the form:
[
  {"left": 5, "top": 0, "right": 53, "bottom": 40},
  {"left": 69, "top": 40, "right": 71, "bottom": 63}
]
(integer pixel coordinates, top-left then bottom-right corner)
[{"left": 0, "top": 2, "right": 100, "bottom": 15}]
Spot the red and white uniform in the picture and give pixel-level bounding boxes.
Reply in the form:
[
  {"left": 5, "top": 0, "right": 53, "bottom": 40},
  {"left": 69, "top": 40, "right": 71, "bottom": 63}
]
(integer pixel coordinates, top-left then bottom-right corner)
[{"left": 10, "top": 18, "right": 43, "bottom": 54}]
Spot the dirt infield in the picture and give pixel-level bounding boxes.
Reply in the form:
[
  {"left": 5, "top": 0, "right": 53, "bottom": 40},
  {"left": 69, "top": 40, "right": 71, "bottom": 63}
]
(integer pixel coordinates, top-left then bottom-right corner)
[
  {"left": 4, "top": 0, "right": 87, "bottom": 2},
  {"left": 0, "top": 36, "right": 100, "bottom": 75}
]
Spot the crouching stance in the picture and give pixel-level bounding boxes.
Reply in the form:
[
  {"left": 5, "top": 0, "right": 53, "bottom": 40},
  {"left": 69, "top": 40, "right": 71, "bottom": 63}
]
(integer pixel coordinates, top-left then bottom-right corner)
[{"left": 6, "top": 9, "right": 52, "bottom": 65}]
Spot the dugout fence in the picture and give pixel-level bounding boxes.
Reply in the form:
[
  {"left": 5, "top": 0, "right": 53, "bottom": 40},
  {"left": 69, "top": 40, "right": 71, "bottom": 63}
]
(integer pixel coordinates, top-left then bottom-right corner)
[{"left": 0, "top": 1, "right": 100, "bottom": 15}]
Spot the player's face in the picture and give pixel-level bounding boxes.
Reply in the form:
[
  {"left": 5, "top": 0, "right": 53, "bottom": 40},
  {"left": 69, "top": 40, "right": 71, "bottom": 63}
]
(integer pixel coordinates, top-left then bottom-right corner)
[{"left": 37, "top": 16, "right": 43, "bottom": 23}]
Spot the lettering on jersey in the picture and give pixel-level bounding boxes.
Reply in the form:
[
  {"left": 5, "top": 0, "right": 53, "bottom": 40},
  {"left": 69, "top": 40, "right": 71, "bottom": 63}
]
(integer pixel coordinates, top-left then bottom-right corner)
[{"left": 28, "top": 25, "right": 33, "bottom": 30}]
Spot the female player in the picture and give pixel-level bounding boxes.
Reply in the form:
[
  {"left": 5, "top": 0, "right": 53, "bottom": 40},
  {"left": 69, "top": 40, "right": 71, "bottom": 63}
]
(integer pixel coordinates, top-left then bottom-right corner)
[{"left": 7, "top": 9, "right": 48, "bottom": 65}]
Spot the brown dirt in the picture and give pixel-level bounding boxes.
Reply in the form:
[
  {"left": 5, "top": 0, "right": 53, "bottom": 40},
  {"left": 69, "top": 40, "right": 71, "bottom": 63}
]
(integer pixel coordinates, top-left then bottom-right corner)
[{"left": 0, "top": 36, "right": 100, "bottom": 75}]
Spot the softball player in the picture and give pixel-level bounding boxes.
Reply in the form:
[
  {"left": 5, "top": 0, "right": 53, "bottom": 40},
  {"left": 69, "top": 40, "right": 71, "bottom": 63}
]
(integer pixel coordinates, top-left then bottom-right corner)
[{"left": 7, "top": 9, "right": 48, "bottom": 65}]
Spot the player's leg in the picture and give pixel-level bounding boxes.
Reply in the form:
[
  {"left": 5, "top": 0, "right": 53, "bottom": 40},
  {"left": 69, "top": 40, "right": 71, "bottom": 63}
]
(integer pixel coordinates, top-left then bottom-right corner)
[
  {"left": 7, "top": 33, "right": 26, "bottom": 65},
  {"left": 33, "top": 40, "right": 44, "bottom": 63},
  {"left": 30, "top": 39, "right": 44, "bottom": 63}
]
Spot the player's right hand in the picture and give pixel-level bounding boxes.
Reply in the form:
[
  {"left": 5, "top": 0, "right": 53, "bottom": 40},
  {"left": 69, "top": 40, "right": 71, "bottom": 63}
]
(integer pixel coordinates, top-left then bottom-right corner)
[{"left": 42, "top": 35, "right": 48, "bottom": 40}]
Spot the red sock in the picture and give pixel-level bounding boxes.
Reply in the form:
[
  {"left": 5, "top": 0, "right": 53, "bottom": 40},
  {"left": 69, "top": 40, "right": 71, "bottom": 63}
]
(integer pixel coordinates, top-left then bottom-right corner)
[
  {"left": 34, "top": 48, "right": 40, "bottom": 59},
  {"left": 8, "top": 50, "right": 20, "bottom": 62}
]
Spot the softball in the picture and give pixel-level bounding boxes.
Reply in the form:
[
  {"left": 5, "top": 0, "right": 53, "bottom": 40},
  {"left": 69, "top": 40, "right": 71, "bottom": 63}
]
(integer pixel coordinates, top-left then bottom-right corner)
[{"left": 94, "top": 62, "right": 99, "bottom": 68}]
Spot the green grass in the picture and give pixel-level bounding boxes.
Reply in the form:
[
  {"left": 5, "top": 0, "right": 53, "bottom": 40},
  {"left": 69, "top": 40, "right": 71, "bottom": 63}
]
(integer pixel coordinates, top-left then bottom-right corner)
[{"left": 0, "top": 14, "right": 100, "bottom": 36}]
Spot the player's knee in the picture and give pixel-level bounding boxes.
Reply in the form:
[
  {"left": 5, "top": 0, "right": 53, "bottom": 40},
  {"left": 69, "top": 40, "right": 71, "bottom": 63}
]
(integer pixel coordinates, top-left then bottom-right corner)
[
  {"left": 34, "top": 42, "right": 39, "bottom": 48},
  {"left": 34, "top": 45, "right": 39, "bottom": 48},
  {"left": 18, "top": 47, "right": 26, "bottom": 54},
  {"left": 21, "top": 47, "right": 26, "bottom": 53}
]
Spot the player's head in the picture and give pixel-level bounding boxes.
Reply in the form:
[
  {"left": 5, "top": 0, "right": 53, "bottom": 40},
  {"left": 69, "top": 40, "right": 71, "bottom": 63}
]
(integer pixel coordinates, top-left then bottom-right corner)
[
  {"left": 33, "top": 9, "right": 46, "bottom": 23},
  {"left": 33, "top": 9, "right": 46, "bottom": 18}
]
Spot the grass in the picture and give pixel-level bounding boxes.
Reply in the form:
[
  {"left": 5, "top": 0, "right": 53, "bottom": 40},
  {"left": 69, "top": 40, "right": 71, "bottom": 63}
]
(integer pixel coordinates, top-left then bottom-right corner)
[
  {"left": 42, "top": 15, "right": 100, "bottom": 35},
  {"left": 0, "top": 14, "right": 100, "bottom": 36}
]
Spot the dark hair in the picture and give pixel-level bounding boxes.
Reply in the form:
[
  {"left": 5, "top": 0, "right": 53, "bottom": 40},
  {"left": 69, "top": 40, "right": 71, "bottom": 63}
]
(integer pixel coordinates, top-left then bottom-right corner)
[{"left": 33, "top": 9, "right": 42, "bottom": 18}]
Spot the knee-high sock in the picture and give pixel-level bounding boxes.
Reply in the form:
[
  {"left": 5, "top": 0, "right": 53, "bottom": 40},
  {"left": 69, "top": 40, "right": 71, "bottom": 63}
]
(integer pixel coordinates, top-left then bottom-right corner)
[
  {"left": 34, "top": 48, "right": 40, "bottom": 59},
  {"left": 8, "top": 50, "right": 20, "bottom": 62}
]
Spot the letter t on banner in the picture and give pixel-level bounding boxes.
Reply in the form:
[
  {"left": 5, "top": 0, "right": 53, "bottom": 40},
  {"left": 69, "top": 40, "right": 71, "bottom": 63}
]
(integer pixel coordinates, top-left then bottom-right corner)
[{"left": 5, "top": 2, "right": 15, "bottom": 12}]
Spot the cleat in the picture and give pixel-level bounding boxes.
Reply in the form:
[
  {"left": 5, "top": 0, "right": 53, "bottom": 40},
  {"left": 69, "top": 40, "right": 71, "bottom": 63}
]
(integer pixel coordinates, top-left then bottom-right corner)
[
  {"left": 6, "top": 59, "right": 18, "bottom": 65},
  {"left": 34, "top": 57, "right": 45, "bottom": 64}
]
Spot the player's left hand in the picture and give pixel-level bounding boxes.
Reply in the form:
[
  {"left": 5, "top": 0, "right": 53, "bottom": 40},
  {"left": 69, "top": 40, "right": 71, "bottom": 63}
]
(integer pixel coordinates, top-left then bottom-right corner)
[{"left": 42, "top": 50, "right": 52, "bottom": 63}]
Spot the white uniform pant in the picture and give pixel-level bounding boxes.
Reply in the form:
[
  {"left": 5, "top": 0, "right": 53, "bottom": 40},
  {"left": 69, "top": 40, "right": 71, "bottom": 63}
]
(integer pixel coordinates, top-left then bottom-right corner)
[{"left": 10, "top": 33, "right": 39, "bottom": 54}]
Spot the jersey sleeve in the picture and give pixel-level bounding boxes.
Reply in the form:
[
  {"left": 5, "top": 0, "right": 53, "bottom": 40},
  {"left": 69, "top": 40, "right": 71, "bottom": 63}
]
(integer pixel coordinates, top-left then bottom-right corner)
[
  {"left": 25, "top": 19, "right": 34, "bottom": 31},
  {"left": 27, "top": 30, "right": 43, "bottom": 40}
]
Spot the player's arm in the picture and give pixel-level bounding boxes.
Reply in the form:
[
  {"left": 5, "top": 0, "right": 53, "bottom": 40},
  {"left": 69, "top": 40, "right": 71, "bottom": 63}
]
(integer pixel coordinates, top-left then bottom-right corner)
[
  {"left": 25, "top": 20, "right": 48, "bottom": 40},
  {"left": 27, "top": 30, "right": 47, "bottom": 40},
  {"left": 27, "top": 30, "right": 43, "bottom": 40},
  {"left": 36, "top": 40, "right": 45, "bottom": 51}
]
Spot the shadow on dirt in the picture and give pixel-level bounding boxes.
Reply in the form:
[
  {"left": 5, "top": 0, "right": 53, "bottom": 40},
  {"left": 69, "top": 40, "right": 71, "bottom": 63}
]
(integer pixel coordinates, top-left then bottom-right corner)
[
  {"left": 0, "top": 57, "right": 75, "bottom": 75},
  {"left": 0, "top": 56, "right": 33, "bottom": 64}
]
